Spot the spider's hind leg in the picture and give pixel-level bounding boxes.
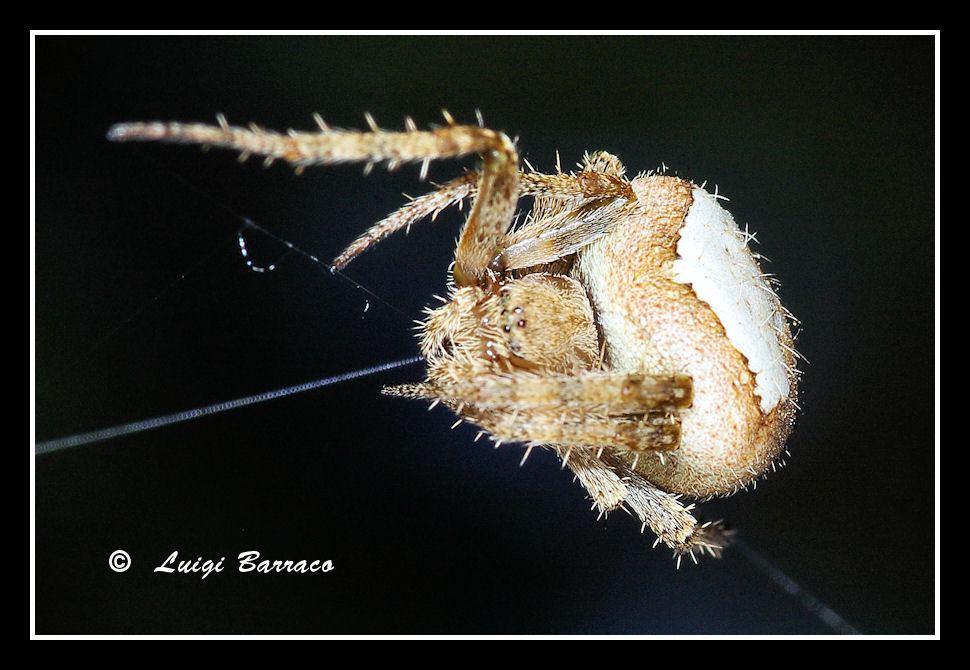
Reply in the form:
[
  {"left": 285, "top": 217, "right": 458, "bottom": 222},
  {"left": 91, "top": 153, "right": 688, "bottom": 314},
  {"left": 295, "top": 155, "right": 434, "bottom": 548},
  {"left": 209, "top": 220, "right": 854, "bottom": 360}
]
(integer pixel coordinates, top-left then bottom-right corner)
[{"left": 598, "top": 451, "right": 734, "bottom": 560}]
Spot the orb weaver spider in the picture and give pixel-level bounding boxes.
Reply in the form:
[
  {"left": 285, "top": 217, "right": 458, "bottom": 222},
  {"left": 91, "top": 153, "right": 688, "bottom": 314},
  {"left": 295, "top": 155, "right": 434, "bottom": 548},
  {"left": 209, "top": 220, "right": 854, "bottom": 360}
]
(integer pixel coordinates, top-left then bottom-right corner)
[{"left": 108, "top": 111, "right": 800, "bottom": 562}]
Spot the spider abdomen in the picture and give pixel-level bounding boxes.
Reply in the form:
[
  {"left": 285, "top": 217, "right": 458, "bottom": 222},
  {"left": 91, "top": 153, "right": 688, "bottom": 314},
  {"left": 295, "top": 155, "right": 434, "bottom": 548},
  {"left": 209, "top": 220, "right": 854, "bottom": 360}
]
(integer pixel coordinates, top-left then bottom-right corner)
[{"left": 575, "top": 175, "right": 798, "bottom": 497}]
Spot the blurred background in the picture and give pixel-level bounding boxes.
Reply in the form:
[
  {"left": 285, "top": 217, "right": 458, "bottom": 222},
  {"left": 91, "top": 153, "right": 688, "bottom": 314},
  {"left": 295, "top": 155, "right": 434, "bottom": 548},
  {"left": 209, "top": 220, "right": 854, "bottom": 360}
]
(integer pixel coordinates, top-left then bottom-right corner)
[{"left": 33, "top": 34, "right": 936, "bottom": 635}]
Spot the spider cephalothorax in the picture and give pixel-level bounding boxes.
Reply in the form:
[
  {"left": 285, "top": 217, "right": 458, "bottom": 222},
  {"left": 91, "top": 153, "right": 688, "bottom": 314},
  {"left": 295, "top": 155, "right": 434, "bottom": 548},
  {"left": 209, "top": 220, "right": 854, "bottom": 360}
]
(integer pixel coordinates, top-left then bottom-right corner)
[{"left": 108, "top": 112, "right": 799, "bottom": 561}]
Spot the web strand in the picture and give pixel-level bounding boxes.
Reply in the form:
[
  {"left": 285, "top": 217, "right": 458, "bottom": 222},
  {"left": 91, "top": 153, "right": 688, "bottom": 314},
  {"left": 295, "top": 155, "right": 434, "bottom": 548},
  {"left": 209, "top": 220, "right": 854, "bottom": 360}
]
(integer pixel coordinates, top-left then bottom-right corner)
[
  {"left": 34, "top": 356, "right": 423, "bottom": 455},
  {"left": 732, "top": 537, "right": 862, "bottom": 634}
]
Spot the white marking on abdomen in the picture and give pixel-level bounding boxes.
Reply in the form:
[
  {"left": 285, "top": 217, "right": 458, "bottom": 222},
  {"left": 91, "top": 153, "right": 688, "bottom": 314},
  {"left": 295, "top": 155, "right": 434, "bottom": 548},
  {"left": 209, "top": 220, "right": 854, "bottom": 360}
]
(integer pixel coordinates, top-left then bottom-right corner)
[{"left": 672, "top": 187, "right": 790, "bottom": 413}]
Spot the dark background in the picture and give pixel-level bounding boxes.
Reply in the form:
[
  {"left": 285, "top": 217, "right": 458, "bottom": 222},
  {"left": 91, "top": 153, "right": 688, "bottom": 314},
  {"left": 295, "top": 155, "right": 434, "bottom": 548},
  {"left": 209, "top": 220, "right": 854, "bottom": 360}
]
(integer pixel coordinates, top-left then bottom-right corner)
[{"left": 33, "top": 35, "right": 936, "bottom": 635}]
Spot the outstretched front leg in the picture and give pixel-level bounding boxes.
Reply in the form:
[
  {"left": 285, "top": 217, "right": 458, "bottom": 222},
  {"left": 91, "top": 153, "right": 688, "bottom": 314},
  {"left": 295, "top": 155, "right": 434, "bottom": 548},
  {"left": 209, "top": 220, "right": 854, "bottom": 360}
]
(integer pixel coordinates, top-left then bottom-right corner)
[{"left": 108, "top": 112, "right": 519, "bottom": 287}]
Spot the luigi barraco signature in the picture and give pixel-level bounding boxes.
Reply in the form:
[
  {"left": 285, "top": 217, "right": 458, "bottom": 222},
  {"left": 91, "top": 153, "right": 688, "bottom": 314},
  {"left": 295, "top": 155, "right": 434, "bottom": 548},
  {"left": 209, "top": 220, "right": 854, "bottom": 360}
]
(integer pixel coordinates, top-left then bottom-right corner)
[{"left": 154, "top": 550, "right": 334, "bottom": 580}]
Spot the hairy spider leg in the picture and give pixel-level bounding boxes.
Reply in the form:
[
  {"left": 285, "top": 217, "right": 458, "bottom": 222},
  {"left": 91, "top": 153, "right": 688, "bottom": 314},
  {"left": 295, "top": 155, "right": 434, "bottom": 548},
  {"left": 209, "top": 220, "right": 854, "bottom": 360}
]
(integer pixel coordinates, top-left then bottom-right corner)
[{"left": 108, "top": 112, "right": 520, "bottom": 287}]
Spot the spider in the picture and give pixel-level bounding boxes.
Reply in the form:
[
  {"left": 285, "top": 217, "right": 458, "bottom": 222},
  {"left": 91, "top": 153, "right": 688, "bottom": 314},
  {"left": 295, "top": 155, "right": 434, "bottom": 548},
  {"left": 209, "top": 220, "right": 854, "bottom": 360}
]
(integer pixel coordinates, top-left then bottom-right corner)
[{"left": 107, "top": 111, "right": 800, "bottom": 562}]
